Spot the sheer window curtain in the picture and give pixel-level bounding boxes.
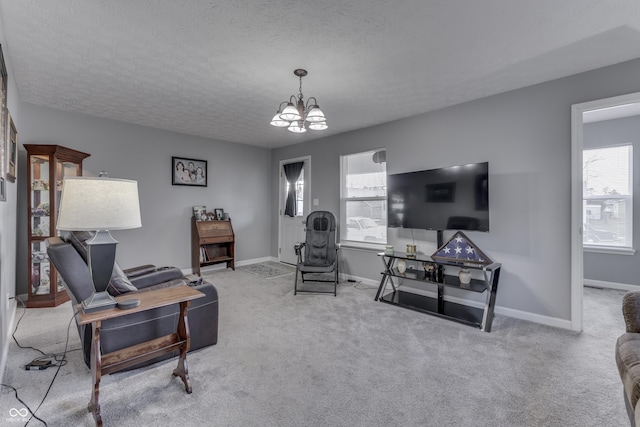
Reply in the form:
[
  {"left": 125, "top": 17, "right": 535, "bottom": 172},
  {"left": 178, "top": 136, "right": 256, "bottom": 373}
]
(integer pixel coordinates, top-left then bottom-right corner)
[{"left": 283, "top": 161, "right": 304, "bottom": 217}]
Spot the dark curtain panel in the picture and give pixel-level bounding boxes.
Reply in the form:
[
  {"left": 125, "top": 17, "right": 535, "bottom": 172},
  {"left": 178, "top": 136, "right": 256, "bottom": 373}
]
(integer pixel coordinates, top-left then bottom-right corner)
[{"left": 283, "top": 161, "right": 304, "bottom": 217}]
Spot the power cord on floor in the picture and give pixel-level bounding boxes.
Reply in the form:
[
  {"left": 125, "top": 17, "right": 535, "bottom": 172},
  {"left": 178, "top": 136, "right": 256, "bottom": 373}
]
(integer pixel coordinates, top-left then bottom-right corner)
[
  {"left": 347, "top": 279, "right": 378, "bottom": 291},
  {"left": 2, "top": 296, "right": 79, "bottom": 426},
  {"left": 24, "top": 312, "right": 76, "bottom": 427},
  {"left": 12, "top": 297, "right": 81, "bottom": 367},
  {"left": 0, "top": 383, "right": 47, "bottom": 426}
]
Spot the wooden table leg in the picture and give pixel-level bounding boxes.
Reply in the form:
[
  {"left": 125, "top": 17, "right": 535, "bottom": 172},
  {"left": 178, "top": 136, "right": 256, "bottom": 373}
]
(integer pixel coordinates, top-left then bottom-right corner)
[
  {"left": 88, "top": 320, "right": 103, "bottom": 426},
  {"left": 172, "top": 300, "right": 192, "bottom": 393}
]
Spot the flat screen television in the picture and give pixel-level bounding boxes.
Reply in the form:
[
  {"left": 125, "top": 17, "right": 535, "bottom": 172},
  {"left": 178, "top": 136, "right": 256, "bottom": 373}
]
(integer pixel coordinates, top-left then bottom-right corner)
[{"left": 387, "top": 162, "right": 489, "bottom": 232}]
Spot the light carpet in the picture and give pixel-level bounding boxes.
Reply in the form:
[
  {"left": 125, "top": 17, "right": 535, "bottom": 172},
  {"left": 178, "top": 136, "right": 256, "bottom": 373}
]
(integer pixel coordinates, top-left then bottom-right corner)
[{"left": 0, "top": 272, "right": 629, "bottom": 426}]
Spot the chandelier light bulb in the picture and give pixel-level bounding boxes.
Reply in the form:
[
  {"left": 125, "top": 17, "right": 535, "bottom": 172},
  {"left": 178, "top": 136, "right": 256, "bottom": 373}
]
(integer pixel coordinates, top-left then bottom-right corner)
[
  {"left": 280, "top": 103, "right": 301, "bottom": 121},
  {"left": 305, "top": 106, "right": 326, "bottom": 123},
  {"left": 288, "top": 120, "right": 307, "bottom": 133},
  {"left": 309, "top": 121, "right": 328, "bottom": 131},
  {"left": 270, "top": 113, "right": 289, "bottom": 127}
]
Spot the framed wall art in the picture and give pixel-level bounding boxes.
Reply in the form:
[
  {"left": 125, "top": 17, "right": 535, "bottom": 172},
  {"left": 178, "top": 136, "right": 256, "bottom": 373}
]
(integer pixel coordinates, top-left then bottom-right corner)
[
  {"left": 172, "top": 156, "right": 207, "bottom": 187},
  {"left": 0, "top": 45, "right": 7, "bottom": 190},
  {"left": 6, "top": 111, "right": 17, "bottom": 182}
]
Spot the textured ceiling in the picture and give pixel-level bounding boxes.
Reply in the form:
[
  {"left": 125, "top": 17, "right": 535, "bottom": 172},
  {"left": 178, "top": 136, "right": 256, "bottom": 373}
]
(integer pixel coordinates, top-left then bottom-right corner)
[{"left": 2, "top": 1, "right": 640, "bottom": 148}]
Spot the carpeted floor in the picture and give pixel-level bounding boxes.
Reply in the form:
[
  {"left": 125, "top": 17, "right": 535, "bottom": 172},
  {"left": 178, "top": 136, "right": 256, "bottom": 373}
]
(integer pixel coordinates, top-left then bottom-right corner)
[
  {"left": 237, "top": 261, "right": 296, "bottom": 278},
  {"left": 0, "top": 273, "right": 629, "bottom": 426}
]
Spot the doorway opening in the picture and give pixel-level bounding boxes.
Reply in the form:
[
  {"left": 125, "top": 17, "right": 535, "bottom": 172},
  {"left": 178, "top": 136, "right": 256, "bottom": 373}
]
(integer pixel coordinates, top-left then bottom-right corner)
[{"left": 571, "top": 91, "right": 640, "bottom": 331}]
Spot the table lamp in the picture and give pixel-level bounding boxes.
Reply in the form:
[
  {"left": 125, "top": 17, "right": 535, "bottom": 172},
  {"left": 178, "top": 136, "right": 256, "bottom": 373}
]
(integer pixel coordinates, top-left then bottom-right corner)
[{"left": 57, "top": 175, "right": 142, "bottom": 313}]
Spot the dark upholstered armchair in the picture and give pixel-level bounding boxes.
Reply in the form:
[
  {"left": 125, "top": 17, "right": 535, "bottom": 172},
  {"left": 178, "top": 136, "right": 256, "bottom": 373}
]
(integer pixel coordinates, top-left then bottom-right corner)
[
  {"left": 617, "top": 291, "right": 640, "bottom": 426},
  {"left": 294, "top": 211, "right": 340, "bottom": 296},
  {"left": 46, "top": 232, "right": 218, "bottom": 370}
]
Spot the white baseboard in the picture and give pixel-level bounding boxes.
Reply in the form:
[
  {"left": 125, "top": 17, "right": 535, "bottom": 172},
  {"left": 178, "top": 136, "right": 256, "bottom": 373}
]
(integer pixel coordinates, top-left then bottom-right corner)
[
  {"left": 339, "top": 273, "right": 379, "bottom": 288},
  {"left": 584, "top": 278, "right": 639, "bottom": 292}
]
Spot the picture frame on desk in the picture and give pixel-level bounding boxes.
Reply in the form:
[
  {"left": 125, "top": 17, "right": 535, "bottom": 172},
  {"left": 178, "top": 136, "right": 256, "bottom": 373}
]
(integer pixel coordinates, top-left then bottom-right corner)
[
  {"left": 192, "top": 205, "right": 206, "bottom": 220},
  {"left": 173, "top": 156, "right": 207, "bottom": 187},
  {"left": 214, "top": 208, "right": 224, "bottom": 220}
]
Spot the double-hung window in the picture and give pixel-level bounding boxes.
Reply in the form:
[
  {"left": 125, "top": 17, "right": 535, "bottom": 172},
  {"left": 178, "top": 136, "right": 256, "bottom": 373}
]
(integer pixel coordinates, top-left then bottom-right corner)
[
  {"left": 583, "top": 144, "right": 633, "bottom": 250},
  {"left": 340, "top": 150, "right": 387, "bottom": 246}
]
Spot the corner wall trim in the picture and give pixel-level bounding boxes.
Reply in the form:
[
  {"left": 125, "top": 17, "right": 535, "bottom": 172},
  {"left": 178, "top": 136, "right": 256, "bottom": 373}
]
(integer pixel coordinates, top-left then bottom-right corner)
[{"left": 0, "top": 299, "right": 17, "bottom": 386}]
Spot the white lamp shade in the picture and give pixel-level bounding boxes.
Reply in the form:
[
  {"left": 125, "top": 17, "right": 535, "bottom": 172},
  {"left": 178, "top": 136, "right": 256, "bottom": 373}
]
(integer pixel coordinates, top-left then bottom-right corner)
[
  {"left": 305, "top": 106, "right": 326, "bottom": 122},
  {"left": 57, "top": 177, "right": 142, "bottom": 231},
  {"left": 308, "top": 121, "right": 328, "bottom": 131},
  {"left": 280, "top": 103, "right": 302, "bottom": 121},
  {"left": 287, "top": 120, "right": 307, "bottom": 133},
  {"left": 270, "top": 113, "right": 290, "bottom": 127}
]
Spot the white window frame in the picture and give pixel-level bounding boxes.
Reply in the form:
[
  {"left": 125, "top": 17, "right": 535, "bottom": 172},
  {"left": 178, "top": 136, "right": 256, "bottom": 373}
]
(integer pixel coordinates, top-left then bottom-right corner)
[
  {"left": 340, "top": 149, "right": 387, "bottom": 249},
  {"left": 582, "top": 144, "right": 634, "bottom": 254}
]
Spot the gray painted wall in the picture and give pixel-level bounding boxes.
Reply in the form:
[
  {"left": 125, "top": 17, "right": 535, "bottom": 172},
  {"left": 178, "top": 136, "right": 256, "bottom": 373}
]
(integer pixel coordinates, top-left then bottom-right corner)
[
  {"left": 15, "top": 103, "right": 273, "bottom": 295},
  {"left": 0, "top": 27, "right": 23, "bottom": 378},
  {"left": 271, "top": 57, "right": 640, "bottom": 323},
  {"left": 583, "top": 116, "right": 640, "bottom": 285}
]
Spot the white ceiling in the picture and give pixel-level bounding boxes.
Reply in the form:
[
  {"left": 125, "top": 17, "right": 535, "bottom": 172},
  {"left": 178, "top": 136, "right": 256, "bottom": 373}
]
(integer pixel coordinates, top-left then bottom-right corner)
[{"left": 2, "top": 1, "right": 640, "bottom": 149}]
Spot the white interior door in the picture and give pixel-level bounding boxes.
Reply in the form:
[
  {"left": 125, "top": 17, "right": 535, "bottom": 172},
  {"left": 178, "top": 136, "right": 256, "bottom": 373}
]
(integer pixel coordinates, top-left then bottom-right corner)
[{"left": 279, "top": 157, "right": 311, "bottom": 265}]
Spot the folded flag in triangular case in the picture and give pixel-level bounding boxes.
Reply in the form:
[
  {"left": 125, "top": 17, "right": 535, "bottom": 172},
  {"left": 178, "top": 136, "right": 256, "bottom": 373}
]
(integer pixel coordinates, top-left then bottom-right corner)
[{"left": 431, "top": 231, "right": 492, "bottom": 265}]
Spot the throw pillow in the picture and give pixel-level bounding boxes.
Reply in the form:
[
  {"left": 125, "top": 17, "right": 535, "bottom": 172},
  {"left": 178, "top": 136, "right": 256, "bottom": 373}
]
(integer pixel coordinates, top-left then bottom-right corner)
[{"left": 107, "top": 263, "right": 138, "bottom": 296}]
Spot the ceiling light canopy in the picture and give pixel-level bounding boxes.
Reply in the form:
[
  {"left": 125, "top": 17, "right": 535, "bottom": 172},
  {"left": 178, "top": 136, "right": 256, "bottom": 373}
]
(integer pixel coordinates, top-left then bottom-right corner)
[{"left": 270, "top": 69, "right": 327, "bottom": 133}]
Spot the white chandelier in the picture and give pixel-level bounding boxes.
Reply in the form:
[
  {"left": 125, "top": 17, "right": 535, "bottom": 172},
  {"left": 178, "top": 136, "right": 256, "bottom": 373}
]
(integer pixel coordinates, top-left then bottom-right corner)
[{"left": 270, "top": 69, "right": 327, "bottom": 133}]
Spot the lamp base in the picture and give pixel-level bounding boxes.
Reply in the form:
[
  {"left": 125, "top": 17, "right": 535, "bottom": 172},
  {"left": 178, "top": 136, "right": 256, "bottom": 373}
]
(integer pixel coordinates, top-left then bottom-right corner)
[{"left": 81, "top": 291, "right": 117, "bottom": 313}]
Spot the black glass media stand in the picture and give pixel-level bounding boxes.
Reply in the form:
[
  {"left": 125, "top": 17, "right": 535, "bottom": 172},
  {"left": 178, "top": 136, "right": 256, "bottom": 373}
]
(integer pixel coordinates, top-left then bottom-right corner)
[{"left": 375, "top": 252, "right": 501, "bottom": 332}]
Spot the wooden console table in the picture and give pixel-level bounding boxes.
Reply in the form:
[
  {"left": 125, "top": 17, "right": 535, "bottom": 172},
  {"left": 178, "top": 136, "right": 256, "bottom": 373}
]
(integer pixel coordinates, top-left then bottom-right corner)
[{"left": 76, "top": 286, "right": 204, "bottom": 426}]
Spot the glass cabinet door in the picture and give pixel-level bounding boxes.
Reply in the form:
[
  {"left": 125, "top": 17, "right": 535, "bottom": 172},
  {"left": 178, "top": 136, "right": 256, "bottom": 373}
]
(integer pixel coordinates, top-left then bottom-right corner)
[
  {"left": 25, "top": 144, "right": 90, "bottom": 308},
  {"left": 30, "top": 155, "right": 52, "bottom": 296},
  {"left": 55, "top": 160, "right": 80, "bottom": 212},
  {"left": 30, "top": 155, "right": 51, "bottom": 238},
  {"left": 30, "top": 241, "right": 51, "bottom": 295}
]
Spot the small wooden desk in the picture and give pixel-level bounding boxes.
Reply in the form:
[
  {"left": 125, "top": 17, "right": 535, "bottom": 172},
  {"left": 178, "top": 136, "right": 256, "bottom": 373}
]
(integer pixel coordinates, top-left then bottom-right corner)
[{"left": 76, "top": 286, "right": 204, "bottom": 426}]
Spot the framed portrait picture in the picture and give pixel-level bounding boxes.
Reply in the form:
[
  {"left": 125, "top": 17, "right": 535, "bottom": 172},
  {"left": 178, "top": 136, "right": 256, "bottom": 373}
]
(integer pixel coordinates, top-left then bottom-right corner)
[
  {"left": 172, "top": 156, "right": 207, "bottom": 187},
  {"left": 214, "top": 208, "right": 224, "bottom": 220},
  {"left": 6, "top": 111, "right": 16, "bottom": 182}
]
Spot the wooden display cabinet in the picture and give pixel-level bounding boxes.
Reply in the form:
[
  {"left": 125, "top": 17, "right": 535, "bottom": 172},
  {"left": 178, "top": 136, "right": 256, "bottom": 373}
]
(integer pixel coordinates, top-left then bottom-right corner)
[
  {"left": 25, "top": 144, "right": 90, "bottom": 308},
  {"left": 191, "top": 217, "right": 235, "bottom": 276}
]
